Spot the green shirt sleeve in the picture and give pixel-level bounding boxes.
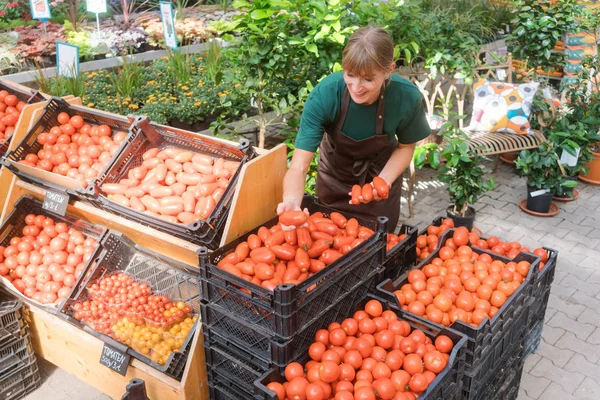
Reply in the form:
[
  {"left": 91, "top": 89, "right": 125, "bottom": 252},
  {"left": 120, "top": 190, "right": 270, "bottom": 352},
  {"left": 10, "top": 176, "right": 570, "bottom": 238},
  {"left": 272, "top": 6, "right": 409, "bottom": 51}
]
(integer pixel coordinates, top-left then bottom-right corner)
[
  {"left": 396, "top": 94, "right": 431, "bottom": 144},
  {"left": 294, "top": 75, "right": 340, "bottom": 152}
]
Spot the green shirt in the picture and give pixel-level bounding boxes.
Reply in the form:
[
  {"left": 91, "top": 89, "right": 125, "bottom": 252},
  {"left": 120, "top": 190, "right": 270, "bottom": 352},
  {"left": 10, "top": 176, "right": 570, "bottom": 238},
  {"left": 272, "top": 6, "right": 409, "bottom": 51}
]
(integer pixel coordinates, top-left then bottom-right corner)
[{"left": 295, "top": 72, "right": 431, "bottom": 152}]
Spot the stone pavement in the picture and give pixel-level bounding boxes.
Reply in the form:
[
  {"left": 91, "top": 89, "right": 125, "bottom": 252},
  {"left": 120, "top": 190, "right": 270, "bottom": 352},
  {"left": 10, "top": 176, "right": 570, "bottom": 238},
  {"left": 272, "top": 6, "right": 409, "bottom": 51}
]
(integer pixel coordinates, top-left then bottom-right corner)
[{"left": 24, "top": 161, "right": 600, "bottom": 399}]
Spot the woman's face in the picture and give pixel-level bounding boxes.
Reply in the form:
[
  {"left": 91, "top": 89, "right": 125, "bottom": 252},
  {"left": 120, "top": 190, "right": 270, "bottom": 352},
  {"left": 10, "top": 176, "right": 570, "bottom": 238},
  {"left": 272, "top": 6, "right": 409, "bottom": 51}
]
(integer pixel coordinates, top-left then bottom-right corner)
[{"left": 343, "top": 66, "right": 392, "bottom": 105}]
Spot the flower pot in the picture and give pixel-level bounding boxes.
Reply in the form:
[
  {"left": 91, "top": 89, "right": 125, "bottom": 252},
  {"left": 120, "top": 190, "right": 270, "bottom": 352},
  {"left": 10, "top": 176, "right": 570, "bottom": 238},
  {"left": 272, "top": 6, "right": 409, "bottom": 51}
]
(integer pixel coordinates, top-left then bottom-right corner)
[
  {"left": 446, "top": 206, "right": 475, "bottom": 231},
  {"left": 526, "top": 186, "right": 553, "bottom": 214},
  {"left": 579, "top": 150, "right": 600, "bottom": 185},
  {"left": 499, "top": 151, "right": 519, "bottom": 165},
  {"left": 553, "top": 175, "right": 577, "bottom": 200}
]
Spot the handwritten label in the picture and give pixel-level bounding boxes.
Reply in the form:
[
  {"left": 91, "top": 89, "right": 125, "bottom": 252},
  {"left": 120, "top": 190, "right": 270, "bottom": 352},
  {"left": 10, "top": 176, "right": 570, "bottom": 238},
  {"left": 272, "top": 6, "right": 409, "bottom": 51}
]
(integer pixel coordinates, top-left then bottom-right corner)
[
  {"left": 530, "top": 189, "right": 549, "bottom": 198},
  {"left": 42, "top": 190, "right": 69, "bottom": 216},
  {"left": 100, "top": 344, "right": 130, "bottom": 376},
  {"left": 560, "top": 147, "right": 580, "bottom": 168}
]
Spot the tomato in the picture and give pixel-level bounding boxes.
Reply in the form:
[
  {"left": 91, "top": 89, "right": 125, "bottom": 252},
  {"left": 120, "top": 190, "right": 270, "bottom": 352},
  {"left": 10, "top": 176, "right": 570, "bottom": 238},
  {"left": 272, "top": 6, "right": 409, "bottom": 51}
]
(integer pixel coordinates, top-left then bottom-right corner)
[
  {"left": 279, "top": 211, "right": 308, "bottom": 227},
  {"left": 373, "top": 377, "right": 395, "bottom": 400},
  {"left": 423, "top": 351, "right": 447, "bottom": 373},
  {"left": 319, "top": 360, "right": 340, "bottom": 383},
  {"left": 355, "top": 387, "right": 377, "bottom": 400},
  {"left": 305, "top": 382, "right": 325, "bottom": 400},
  {"left": 266, "top": 382, "right": 286, "bottom": 400},
  {"left": 402, "top": 354, "right": 423, "bottom": 375},
  {"left": 372, "top": 177, "right": 389, "bottom": 199},
  {"left": 364, "top": 299, "right": 383, "bottom": 317},
  {"left": 286, "top": 377, "right": 309, "bottom": 400},
  {"left": 408, "top": 372, "right": 428, "bottom": 393},
  {"left": 452, "top": 227, "right": 469, "bottom": 246},
  {"left": 434, "top": 336, "right": 453, "bottom": 353},
  {"left": 351, "top": 184, "right": 362, "bottom": 205},
  {"left": 285, "top": 362, "right": 304, "bottom": 381}
]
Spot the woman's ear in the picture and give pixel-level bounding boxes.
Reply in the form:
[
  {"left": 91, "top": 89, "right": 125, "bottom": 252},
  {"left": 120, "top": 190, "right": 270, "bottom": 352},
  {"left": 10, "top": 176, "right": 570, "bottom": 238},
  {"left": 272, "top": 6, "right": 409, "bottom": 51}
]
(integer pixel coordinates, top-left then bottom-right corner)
[{"left": 388, "top": 62, "right": 396, "bottom": 74}]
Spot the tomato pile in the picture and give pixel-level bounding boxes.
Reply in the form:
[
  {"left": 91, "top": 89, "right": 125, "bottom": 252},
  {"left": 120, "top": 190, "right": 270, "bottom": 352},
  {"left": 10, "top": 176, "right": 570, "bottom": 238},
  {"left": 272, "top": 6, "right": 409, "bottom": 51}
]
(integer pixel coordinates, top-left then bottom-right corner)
[
  {"left": 71, "top": 272, "right": 196, "bottom": 365},
  {"left": 216, "top": 211, "right": 375, "bottom": 290},
  {"left": 350, "top": 177, "right": 389, "bottom": 205},
  {"left": 417, "top": 218, "right": 550, "bottom": 271},
  {"left": 0, "top": 90, "right": 27, "bottom": 142},
  {"left": 0, "top": 214, "right": 98, "bottom": 304},
  {"left": 394, "top": 229, "right": 532, "bottom": 328},
  {"left": 101, "top": 147, "right": 240, "bottom": 225},
  {"left": 265, "top": 299, "right": 456, "bottom": 400},
  {"left": 17, "top": 112, "right": 129, "bottom": 186},
  {"left": 386, "top": 233, "right": 408, "bottom": 253}
]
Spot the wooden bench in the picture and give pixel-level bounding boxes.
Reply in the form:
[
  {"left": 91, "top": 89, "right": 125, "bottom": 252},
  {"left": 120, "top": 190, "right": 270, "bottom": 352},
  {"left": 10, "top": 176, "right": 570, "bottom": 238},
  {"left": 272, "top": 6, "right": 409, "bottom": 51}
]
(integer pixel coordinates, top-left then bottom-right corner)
[{"left": 395, "top": 51, "right": 558, "bottom": 217}]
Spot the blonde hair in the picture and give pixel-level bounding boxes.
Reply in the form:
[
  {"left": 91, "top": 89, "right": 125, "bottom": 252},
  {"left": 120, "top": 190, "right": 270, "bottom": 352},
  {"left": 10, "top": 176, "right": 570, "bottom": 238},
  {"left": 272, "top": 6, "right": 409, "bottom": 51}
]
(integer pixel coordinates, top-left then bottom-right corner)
[{"left": 342, "top": 26, "right": 394, "bottom": 77}]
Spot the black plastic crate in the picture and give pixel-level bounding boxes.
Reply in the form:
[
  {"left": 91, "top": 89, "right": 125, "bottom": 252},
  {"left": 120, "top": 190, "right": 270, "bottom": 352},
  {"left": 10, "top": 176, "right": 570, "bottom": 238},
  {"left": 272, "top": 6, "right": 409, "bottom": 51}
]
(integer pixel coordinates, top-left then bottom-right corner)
[
  {"left": 419, "top": 216, "right": 445, "bottom": 236},
  {"left": 528, "top": 248, "right": 557, "bottom": 323},
  {"left": 0, "top": 300, "right": 28, "bottom": 339},
  {"left": 0, "top": 333, "right": 36, "bottom": 381},
  {"left": 0, "top": 356, "right": 41, "bottom": 400},
  {"left": 0, "top": 195, "right": 107, "bottom": 312},
  {"left": 2, "top": 97, "right": 136, "bottom": 199},
  {"left": 254, "top": 293, "right": 468, "bottom": 400},
  {"left": 90, "top": 117, "right": 256, "bottom": 249},
  {"left": 384, "top": 223, "right": 418, "bottom": 280},
  {"left": 199, "top": 195, "right": 387, "bottom": 338},
  {"left": 464, "top": 342, "right": 524, "bottom": 400},
  {"left": 209, "top": 373, "right": 253, "bottom": 400},
  {"left": 376, "top": 232, "right": 539, "bottom": 370},
  {"left": 0, "top": 81, "right": 47, "bottom": 159},
  {"left": 201, "top": 264, "right": 384, "bottom": 366},
  {"left": 58, "top": 231, "right": 200, "bottom": 373}
]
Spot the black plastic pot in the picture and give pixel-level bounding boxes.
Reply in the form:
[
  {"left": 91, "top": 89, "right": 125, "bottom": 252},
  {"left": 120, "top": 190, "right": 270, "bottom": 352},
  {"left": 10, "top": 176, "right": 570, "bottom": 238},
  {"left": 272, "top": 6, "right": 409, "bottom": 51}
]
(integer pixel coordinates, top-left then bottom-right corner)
[
  {"left": 446, "top": 206, "right": 475, "bottom": 231},
  {"left": 526, "top": 186, "right": 553, "bottom": 213},
  {"left": 554, "top": 175, "right": 577, "bottom": 199}
]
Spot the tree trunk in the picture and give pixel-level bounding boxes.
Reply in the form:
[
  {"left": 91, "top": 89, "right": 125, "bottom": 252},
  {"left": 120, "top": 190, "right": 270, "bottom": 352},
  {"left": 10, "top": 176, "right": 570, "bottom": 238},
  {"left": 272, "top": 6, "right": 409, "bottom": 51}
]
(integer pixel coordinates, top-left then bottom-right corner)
[{"left": 256, "top": 94, "right": 266, "bottom": 149}]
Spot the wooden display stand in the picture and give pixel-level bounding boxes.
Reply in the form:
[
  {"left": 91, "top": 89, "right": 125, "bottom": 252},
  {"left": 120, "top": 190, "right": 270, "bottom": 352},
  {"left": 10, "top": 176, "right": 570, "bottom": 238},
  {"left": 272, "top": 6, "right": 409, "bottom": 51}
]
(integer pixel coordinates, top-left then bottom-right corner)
[{"left": 0, "top": 95, "right": 287, "bottom": 399}]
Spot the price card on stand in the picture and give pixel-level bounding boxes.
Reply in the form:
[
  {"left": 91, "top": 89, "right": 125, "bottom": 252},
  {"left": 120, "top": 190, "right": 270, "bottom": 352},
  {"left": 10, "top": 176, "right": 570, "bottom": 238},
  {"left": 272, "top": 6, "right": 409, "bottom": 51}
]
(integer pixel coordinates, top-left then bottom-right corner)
[
  {"left": 86, "top": 0, "right": 106, "bottom": 13},
  {"left": 56, "top": 42, "right": 80, "bottom": 78},
  {"left": 42, "top": 190, "right": 69, "bottom": 216},
  {"left": 29, "top": 0, "right": 51, "bottom": 20},
  {"left": 100, "top": 343, "right": 130, "bottom": 376},
  {"left": 160, "top": 1, "right": 178, "bottom": 50}
]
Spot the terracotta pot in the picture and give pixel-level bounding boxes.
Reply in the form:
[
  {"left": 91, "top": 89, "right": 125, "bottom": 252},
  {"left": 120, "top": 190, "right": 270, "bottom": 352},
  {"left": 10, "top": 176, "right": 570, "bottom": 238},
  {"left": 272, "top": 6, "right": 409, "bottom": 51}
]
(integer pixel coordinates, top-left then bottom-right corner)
[
  {"left": 579, "top": 150, "right": 600, "bottom": 185},
  {"left": 500, "top": 151, "right": 519, "bottom": 165}
]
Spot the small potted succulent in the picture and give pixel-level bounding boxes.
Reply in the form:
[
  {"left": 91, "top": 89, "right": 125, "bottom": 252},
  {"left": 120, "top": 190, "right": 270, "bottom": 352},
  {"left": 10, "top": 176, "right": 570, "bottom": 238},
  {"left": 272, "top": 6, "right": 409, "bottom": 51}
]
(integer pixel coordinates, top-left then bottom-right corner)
[
  {"left": 515, "top": 142, "right": 576, "bottom": 214},
  {"left": 435, "top": 117, "right": 496, "bottom": 230}
]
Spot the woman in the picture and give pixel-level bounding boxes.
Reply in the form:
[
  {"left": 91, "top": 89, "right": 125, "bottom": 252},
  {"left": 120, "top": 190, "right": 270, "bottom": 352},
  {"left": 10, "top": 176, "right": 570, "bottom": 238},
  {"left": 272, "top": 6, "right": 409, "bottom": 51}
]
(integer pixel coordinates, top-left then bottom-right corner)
[{"left": 277, "top": 26, "right": 431, "bottom": 228}]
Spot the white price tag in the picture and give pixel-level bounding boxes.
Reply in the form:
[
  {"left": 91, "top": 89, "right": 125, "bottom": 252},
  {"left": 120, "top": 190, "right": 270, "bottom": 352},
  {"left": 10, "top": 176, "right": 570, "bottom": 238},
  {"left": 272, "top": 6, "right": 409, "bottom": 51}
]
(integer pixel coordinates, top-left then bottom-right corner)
[
  {"left": 160, "top": 1, "right": 178, "bottom": 50},
  {"left": 56, "top": 42, "right": 80, "bottom": 78},
  {"left": 542, "top": 87, "right": 553, "bottom": 100},
  {"left": 86, "top": 0, "right": 107, "bottom": 13},
  {"left": 530, "top": 189, "right": 549, "bottom": 197},
  {"left": 497, "top": 69, "right": 507, "bottom": 81},
  {"left": 560, "top": 147, "right": 580, "bottom": 167},
  {"left": 30, "top": 0, "right": 51, "bottom": 20}
]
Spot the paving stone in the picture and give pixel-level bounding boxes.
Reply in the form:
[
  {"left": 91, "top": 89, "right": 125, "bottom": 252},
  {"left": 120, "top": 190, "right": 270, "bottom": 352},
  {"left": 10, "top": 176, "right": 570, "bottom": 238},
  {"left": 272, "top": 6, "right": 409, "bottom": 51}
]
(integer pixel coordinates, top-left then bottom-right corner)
[
  {"left": 479, "top": 196, "right": 508, "bottom": 209},
  {"left": 541, "top": 325, "right": 566, "bottom": 345},
  {"left": 570, "top": 244, "right": 600, "bottom": 260},
  {"left": 549, "top": 283, "right": 577, "bottom": 301},
  {"left": 557, "top": 210, "right": 586, "bottom": 224},
  {"left": 556, "top": 220, "right": 592, "bottom": 235},
  {"left": 530, "top": 357, "right": 585, "bottom": 394},
  {"left": 538, "top": 233, "right": 577, "bottom": 251},
  {"left": 579, "top": 215, "right": 600, "bottom": 229},
  {"left": 570, "top": 290, "right": 600, "bottom": 310},
  {"left": 552, "top": 269, "right": 569, "bottom": 285},
  {"left": 555, "top": 332, "right": 600, "bottom": 364},
  {"left": 546, "top": 312, "right": 595, "bottom": 341},
  {"left": 536, "top": 339, "right": 574, "bottom": 368},
  {"left": 573, "top": 377, "right": 600, "bottom": 400},
  {"left": 547, "top": 293, "right": 586, "bottom": 319},
  {"left": 559, "top": 274, "right": 600, "bottom": 297},
  {"left": 508, "top": 224, "right": 548, "bottom": 244},
  {"left": 587, "top": 228, "right": 600, "bottom": 240},
  {"left": 587, "top": 328, "right": 600, "bottom": 345},
  {"left": 564, "top": 353, "right": 600, "bottom": 380},
  {"left": 506, "top": 212, "right": 541, "bottom": 228},
  {"left": 539, "top": 382, "right": 579, "bottom": 399},
  {"left": 577, "top": 308, "right": 600, "bottom": 329},
  {"left": 524, "top": 353, "right": 542, "bottom": 373},
  {"left": 520, "top": 371, "right": 552, "bottom": 399},
  {"left": 517, "top": 388, "right": 535, "bottom": 400}
]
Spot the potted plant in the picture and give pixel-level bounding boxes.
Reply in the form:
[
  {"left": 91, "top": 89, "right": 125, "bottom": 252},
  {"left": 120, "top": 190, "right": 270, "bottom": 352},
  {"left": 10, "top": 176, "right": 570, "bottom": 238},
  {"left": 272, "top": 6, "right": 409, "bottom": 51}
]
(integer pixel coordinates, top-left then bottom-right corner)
[
  {"left": 547, "top": 116, "right": 600, "bottom": 199},
  {"left": 435, "top": 117, "right": 496, "bottom": 230},
  {"left": 515, "top": 142, "right": 576, "bottom": 214}
]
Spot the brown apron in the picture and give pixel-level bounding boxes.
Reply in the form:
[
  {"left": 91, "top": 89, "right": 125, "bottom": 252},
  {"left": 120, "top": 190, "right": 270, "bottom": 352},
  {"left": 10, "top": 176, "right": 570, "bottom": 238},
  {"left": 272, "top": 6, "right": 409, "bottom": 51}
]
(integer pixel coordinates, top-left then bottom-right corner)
[{"left": 316, "top": 86, "right": 402, "bottom": 228}]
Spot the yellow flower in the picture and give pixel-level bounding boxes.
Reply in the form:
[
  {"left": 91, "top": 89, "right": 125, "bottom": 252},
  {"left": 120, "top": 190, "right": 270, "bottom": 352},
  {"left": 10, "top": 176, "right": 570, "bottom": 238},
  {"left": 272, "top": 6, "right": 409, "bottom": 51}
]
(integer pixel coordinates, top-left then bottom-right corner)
[
  {"left": 129, "top": 104, "right": 139, "bottom": 110},
  {"left": 87, "top": 103, "right": 95, "bottom": 107}
]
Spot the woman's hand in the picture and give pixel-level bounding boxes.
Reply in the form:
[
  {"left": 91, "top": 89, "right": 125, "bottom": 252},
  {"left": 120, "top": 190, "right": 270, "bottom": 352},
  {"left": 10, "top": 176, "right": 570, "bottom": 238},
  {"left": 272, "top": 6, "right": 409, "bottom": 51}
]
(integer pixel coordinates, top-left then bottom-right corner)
[
  {"left": 347, "top": 178, "right": 391, "bottom": 204},
  {"left": 277, "top": 199, "right": 309, "bottom": 231}
]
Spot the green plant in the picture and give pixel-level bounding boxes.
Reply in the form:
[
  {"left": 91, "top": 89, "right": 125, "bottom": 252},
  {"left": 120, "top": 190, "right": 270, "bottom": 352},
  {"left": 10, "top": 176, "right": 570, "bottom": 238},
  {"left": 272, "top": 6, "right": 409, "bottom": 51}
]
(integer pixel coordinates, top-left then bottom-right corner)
[
  {"left": 515, "top": 141, "right": 575, "bottom": 196},
  {"left": 111, "top": 0, "right": 156, "bottom": 28},
  {"left": 508, "top": 0, "right": 585, "bottom": 71},
  {"left": 166, "top": 48, "right": 193, "bottom": 85},
  {"left": 435, "top": 115, "right": 495, "bottom": 216},
  {"left": 547, "top": 116, "right": 600, "bottom": 178},
  {"left": 204, "top": 39, "right": 223, "bottom": 84},
  {"left": 172, "top": 0, "right": 202, "bottom": 19},
  {"left": 109, "top": 54, "right": 144, "bottom": 99},
  {"left": 34, "top": 63, "right": 87, "bottom": 98}
]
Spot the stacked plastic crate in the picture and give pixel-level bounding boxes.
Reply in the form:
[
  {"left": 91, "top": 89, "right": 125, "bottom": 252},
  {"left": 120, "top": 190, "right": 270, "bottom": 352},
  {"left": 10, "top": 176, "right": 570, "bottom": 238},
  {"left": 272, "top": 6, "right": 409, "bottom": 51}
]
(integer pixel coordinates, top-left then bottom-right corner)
[{"left": 0, "top": 295, "right": 41, "bottom": 400}]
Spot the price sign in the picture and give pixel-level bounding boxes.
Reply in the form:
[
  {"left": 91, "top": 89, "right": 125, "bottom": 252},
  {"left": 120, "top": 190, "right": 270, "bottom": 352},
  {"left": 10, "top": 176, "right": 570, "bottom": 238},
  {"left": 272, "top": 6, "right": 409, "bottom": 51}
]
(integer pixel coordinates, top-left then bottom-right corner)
[
  {"left": 100, "top": 343, "right": 130, "bottom": 376},
  {"left": 29, "top": 0, "right": 51, "bottom": 20},
  {"left": 160, "top": 1, "right": 178, "bottom": 50},
  {"left": 86, "top": 0, "right": 107, "bottom": 13},
  {"left": 56, "top": 42, "right": 80, "bottom": 78},
  {"left": 530, "top": 189, "right": 549, "bottom": 198},
  {"left": 560, "top": 147, "right": 580, "bottom": 168},
  {"left": 42, "top": 190, "right": 69, "bottom": 216}
]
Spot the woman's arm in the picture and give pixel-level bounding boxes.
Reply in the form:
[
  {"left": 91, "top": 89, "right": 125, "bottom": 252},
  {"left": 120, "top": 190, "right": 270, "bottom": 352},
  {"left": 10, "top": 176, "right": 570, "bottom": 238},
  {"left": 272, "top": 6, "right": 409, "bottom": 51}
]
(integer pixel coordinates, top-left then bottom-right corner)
[
  {"left": 277, "top": 149, "right": 315, "bottom": 214},
  {"left": 378, "top": 142, "right": 416, "bottom": 187}
]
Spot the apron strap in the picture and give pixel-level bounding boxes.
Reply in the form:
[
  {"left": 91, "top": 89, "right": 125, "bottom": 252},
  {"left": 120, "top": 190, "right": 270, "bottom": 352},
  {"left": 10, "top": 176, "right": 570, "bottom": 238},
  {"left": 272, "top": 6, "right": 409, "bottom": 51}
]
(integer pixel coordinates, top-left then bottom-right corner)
[
  {"left": 333, "top": 88, "right": 351, "bottom": 133},
  {"left": 375, "top": 87, "right": 385, "bottom": 136}
]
